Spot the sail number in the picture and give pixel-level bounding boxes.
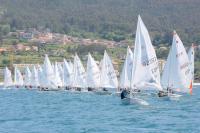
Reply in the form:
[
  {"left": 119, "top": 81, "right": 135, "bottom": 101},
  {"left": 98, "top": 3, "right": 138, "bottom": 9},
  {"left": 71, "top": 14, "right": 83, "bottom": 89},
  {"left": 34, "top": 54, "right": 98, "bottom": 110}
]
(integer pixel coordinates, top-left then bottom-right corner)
[
  {"left": 176, "top": 52, "right": 183, "bottom": 58},
  {"left": 142, "top": 57, "right": 157, "bottom": 66}
]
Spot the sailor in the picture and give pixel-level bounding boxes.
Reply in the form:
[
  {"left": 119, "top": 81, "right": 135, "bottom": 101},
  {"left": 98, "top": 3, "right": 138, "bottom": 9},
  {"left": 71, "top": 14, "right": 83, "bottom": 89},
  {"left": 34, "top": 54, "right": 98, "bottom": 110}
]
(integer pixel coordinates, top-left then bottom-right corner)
[
  {"left": 65, "top": 86, "right": 70, "bottom": 90},
  {"left": 158, "top": 90, "right": 167, "bottom": 97},
  {"left": 119, "top": 88, "right": 126, "bottom": 92},
  {"left": 88, "top": 87, "right": 94, "bottom": 91},
  {"left": 103, "top": 88, "right": 108, "bottom": 91},
  {"left": 167, "top": 87, "right": 174, "bottom": 94},
  {"left": 134, "top": 89, "right": 141, "bottom": 92},
  {"left": 132, "top": 85, "right": 141, "bottom": 93},
  {"left": 76, "top": 87, "right": 81, "bottom": 91},
  {"left": 121, "top": 89, "right": 130, "bottom": 99}
]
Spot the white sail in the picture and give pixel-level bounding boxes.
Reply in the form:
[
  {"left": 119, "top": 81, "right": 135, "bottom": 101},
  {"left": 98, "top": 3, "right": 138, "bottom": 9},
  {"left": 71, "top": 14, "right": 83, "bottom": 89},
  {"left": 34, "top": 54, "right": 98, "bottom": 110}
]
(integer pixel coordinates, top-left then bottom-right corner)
[
  {"left": 100, "top": 50, "right": 118, "bottom": 89},
  {"left": 14, "top": 67, "right": 24, "bottom": 86},
  {"left": 69, "top": 61, "right": 73, "bottom": 71},
  {"left": 24, "top": 66, "right": 32, "bottom": 86},
  {"left": 99, "top": 59, "right": 103, "bottom": 71},
  {"left": 131, "top": 15, "right": 161, "bottom": 90},
  {"left": 86, "top": 53, "right": 100, "bottom": 88},
  {"left": 43, "top": 55, "right": 57, "bottom": 88},
  {"left": 54, "top": 62, "right": 63, "bottom": 87},
  {"left": 63, "top": 59, "right": 73, "bottom": 87},
  {"left": 57, "top": 63, "right": 64, "bottom": 84},
  {"left": 119, "top": 46, "right": 133, "bottom": 89},
  {"left": 4, "top": 67, "right": 13, "bottom": 87},
  {"left": 52, "top": 63, "right": 55, "bottom": 72},
  {"left": 72, "top": 54, "right": 87, "bottom": 88},
  {"left": 188, "top": 45, "right": 194, "bottom": 84},
  {"left": 31, "top": 66, "right": 39, "bottom": 87},
  {"left": 38, "top": 65, "right": 46, "bottom": 88},
  {"left": 161, "top": 31, "right": 191, "bottom": 93}
]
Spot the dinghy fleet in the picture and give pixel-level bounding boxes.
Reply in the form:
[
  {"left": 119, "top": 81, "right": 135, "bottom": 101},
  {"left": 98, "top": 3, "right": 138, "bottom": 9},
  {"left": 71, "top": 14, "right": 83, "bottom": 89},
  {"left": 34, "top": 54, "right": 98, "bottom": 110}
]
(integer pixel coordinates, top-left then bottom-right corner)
[{"left": 2, "top": 15, "right": 195, "bottom": 104}]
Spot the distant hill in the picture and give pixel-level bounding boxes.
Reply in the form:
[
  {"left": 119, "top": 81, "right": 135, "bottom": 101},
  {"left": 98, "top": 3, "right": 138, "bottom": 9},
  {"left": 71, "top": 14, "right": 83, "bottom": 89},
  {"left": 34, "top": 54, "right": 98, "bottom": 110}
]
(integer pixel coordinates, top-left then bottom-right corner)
[{"left": 0, "top": 0, "right": 200, "bottom": 45}]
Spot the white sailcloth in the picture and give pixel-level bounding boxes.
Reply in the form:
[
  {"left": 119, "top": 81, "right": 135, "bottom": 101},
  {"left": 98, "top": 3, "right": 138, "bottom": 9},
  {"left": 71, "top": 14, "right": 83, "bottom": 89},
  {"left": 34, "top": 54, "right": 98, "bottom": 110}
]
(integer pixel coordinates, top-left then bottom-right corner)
[
  {"left": 131, "top": 15, "right": 161, "bottom": 90},
  {"left": 72, "top": 54, "right": 87, "bottom": 88},
  {"left": 4, "top": 67, "right": 13, "bottom": 87},
  {"left": 119, "top": 46, "right": 133, "bottom": 89},
  {"left": 100, "top": 50, "right": 118, "bottom": 89},
  {"left": 52, "top": 63, "right": 55, "bottom": 72},
  {"left": 57, "top": 63, "right": 64, "bottom": 84},
  {"left": 54, "top": 62, "right": 62, "bottom": 87},
  {"left": 86, "top": 53, "right": 100, "bottom": 88},
  {"left": 38, "top": 65, "right": 46, "bottom": 88},
  {"left": 188, "top": 45, "right": 194, "bottom": 84},
  {"left": 69, "top": 61, "right": 73, "bottom": 71},
  {"left": 24, "top": 67, "right": 32, "bottom": 86},
  {"left": 31, "top": 66, "right": 39, "bottom": 87},
  {"left": 161, "top": 31, "right": 191, "bottom": 93},
  {"left": 43, "top": 55, "right": 57, "bottom": 88},
  {"left": 14, "top": 67, "right": 24, "bottom": 86},
  {"left": 63, "top": 59, "right": 73, "bottom": 87}
]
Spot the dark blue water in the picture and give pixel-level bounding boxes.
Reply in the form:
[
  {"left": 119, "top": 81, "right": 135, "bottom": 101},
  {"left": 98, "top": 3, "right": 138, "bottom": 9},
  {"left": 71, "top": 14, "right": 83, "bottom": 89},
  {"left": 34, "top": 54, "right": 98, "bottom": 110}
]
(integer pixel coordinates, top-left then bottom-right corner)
[{"left": 0, "top": 86, "right": 199, "bottom": 133}]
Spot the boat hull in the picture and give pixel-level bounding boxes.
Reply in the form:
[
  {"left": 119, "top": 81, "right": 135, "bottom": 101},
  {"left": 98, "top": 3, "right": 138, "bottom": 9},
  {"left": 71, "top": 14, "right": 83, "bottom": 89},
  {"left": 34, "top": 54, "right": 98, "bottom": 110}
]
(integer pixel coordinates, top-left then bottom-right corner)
[{"left": 121, "top": 97, "right": 149, "bottom": 106}]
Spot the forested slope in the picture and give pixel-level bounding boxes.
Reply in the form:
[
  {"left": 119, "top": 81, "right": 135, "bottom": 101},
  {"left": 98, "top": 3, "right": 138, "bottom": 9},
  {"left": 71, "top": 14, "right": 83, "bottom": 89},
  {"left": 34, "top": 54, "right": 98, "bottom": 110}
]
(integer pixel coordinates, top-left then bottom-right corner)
[{"left": 0, "top": 0, "right": 200, "bottom": 45}]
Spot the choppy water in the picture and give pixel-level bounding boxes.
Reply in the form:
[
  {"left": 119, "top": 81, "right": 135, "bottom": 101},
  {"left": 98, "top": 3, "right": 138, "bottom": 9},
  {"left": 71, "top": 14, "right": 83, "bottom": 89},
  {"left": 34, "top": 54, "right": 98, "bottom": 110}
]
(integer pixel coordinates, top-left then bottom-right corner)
[{"left": 0, "top": 86, "right": 199, "bottom": 133}]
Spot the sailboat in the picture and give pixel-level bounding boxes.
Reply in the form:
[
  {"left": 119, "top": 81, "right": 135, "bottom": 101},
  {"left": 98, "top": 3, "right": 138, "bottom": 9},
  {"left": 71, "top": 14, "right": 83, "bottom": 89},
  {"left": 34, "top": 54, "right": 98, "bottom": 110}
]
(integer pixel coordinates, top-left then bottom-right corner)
[
  {"left": 63, "top": 59, "right": 73, "bottom": 90},
  {"left": 119, "top": 46, "right": 133, "bottom": 91},
  {"left": 98, "top": 50, "right": 118, "bottom": 94},
  {"left": 72, "top": 54, "right": 87, "bottom": 91},
  {"left": 24, "top": 66, "right": 32, "bottom": 89},
  {"left": 41, "top": 54, "right": 57, "bottom": 91},
  {"left": 14, "top": 67, "right": 24, "bottom": 88},
  {"left": 31, "top": 66, "right": 40, "bottom": 89},
  {"left": 3, "top": 67, "right": 13, "bottom": 88},
  {"left": 130, "top": 15, "right": 161, "bottom": 91},
  {"left": 86, "top": 53, "right": 100, "bottom": 91},
  {"left": 54, "top": 62, "right": 63, "bottom": 89},
  {"left": 187, "top": 44, "right": 194, "bottom": 92},
  {"left": 38, "top": 65, "right": 46, "bottom": 89},
  {"left": 160, "top": 31, "right": 191, "bottom": 99},
  {"left": 57, "top": 63, "right": 64, "bottom": 85},
  {"left": 121, "top": 15, "right": 161, "bottom": 105}
]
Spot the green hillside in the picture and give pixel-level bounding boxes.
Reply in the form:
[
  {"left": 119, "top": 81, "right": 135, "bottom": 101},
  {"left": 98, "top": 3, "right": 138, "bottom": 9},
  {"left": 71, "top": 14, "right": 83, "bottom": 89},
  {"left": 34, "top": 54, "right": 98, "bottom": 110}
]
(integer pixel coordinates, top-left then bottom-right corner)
[
  {"left": 0, "top": 0, "right": 200, "bottom": 45},
  {"left": 1, "top": 0, "right": 200, "bottom": 81}
]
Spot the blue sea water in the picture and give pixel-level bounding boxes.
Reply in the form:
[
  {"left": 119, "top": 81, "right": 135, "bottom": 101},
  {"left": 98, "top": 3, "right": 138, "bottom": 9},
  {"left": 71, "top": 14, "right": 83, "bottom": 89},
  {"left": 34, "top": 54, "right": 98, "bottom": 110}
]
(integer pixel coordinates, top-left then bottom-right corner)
[{"left": 0, "top": 86, "right": 199, "bottom": 133}]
